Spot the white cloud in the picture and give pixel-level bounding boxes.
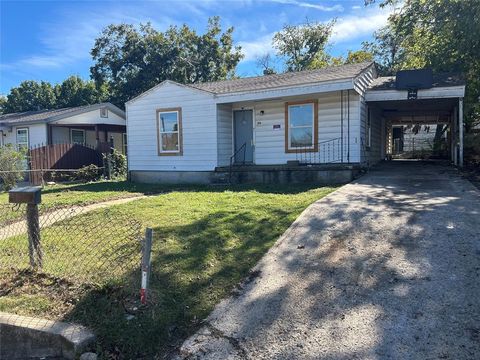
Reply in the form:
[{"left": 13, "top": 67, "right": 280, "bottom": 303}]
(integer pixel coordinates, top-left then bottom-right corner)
[
  {"left": 330, "top": 8, "right": 392, "bottom": 43},
  {"left": 268, "top": 0, "right": 343, "bottom": 12},
  {"left": 238, "top": 33, "right": 276, "bottom": 61}
]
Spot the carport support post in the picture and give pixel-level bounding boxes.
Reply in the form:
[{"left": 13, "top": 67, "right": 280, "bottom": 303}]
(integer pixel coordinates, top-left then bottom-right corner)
[{"left": 459, "top": 97, "right": 464, "bottom": 167}]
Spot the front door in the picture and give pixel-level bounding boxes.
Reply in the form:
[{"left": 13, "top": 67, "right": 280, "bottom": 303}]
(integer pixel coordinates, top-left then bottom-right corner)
[{"left": 233, "top": 110, "right": 254, "bottom": 163}]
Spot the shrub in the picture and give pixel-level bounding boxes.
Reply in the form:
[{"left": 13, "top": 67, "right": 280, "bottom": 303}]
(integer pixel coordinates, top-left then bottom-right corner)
[
  {"left": 74, "top": 164, "right": 103, "bottom": 182},
  {"left": 103, "top": 149, "right": 127, "bottom": 179},
  {"left": 0, "top": 145, "right": 26, "bottom": 190}
]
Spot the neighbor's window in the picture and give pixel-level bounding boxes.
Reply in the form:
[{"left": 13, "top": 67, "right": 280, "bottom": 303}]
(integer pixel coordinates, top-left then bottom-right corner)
[
  {"left": 157, "top": 108, "right": 182, "bottom": 155},
  {"left": 16, "top": 128, "right": 29, "bottom": 150},
  {"left": 286, "top": 101, "right": 317, "bottom": 152},
  {"left": 71, "top": 129, "right": 86, "bottom": 145}
]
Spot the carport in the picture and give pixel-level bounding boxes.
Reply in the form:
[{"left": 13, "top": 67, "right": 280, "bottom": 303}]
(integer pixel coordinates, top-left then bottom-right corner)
[{"left": 365, "top": 70, "right": 466, "bottom": 166}]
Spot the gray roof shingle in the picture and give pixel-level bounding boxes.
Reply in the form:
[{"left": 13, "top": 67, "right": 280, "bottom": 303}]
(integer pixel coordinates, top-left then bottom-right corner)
[
  {"left": 0, "top": 103, "right": 124, "bottom": 126},
  {"left": 190, "top": 62, "right": 374, "bottom": 94}
]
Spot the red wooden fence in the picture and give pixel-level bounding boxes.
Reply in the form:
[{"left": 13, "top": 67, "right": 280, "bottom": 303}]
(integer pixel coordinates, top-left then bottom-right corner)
[{"left": 28, "top": 143, "right": 106, "bottom": 185}]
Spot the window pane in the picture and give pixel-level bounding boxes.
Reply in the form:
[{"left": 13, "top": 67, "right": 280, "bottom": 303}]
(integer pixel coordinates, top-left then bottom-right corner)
[
  {"left": 161, "top": 133, "right": 179, "bottom": 151},
  {"left": 290, "top": 127, "right": 313, "bottom": 148},
  {"left": 17, "top": 130, "right": 28, "bottom": 145},
  {"left": 160, "top": 112, "right": 178, "bottom": 132},
  {"left": 289, "top": 104, "right": 313, "bottom": 127},
  {"left": 71, "top": 130, "right": 85, "bottom": 144}
]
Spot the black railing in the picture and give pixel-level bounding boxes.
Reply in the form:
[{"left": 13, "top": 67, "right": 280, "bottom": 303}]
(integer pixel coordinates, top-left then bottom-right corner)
[
  {"left": 295, "top": 137, "right": 343, "bottom": 164},
  {"left": 229, "top": 142, "right": 247, "bottom": 183}
]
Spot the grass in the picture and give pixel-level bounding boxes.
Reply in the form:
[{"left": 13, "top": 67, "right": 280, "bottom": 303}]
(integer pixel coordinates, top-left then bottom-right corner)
[{"left": 0, "top": 183, "right": 338, "bottom": 358}]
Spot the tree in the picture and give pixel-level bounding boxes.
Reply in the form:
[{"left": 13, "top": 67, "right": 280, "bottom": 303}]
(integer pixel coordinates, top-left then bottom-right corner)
[
  {"left": 0, "top": 96, "right": 6, "bottom": 115},
  {"left": 3, "top": 81, "right": 56, "bottom": 113},
  {"left": 55, "top": 76, "right": 108, "bottom": 108},
  {"left": 0, "top": 145, "right": 26, "bottom": 190},
  {"left": 256, "top": 53, "right": 277, "bottom": 75},
  {"left": 272, "top": 20, "right": 335, "bottom": 72},
  {"left": 344, "top": 49, "right": 374, "bottom": 65},
  {"left": 90, "top": 17, "right": 243, "bottom": 107}
]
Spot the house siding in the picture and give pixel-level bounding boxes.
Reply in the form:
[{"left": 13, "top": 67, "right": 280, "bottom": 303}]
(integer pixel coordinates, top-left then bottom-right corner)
[
  {"left": 252, "top": 91, "right": 362, "bottom": 165},
  {"left": 360, "top": 99, "right": 383, "bottom": 165},
  {"left": 127, "top": 83, "right": 217, "bottom": 172},
  {"left": 217, "top": 104, "right": 233, "bottom": 167},
  {"left": 3, "top": 123, "right": 47, "bottom": 148}
]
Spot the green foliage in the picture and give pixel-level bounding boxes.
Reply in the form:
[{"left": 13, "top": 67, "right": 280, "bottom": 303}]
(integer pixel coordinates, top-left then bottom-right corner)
[
  {"left": 55, "top": 76, "right": 109, "bottom": 108},
  {"left": 0, "top": 96, "right": 7, "bottom": 115},
  {"left": 73, "top": 164, "right": 103, "bottom": 182},
  {"left": 90, "top": 17, "right": 243, "bottom": 107},
  {"left": 0, "top": 184, "right": 336, "bottom": 357},
  {"left": 272, "top": 20, "right": 335, "bottom": 71},
  {"left": 103, "top": 149, "right": 127, "bottom": 179},
  {"left": 3, "top": 81, "right": 57, "bottom": 113},
  {"left": 0, "top": 145, "right": 26, "bottom": 190},
  {"left": 2, "top": 77, "right": 108, "bottom": 114}
]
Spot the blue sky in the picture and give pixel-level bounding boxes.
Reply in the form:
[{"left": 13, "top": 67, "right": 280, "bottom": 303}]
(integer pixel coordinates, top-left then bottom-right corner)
[{"left": 0, "top": 0, "right": 394, "bottom": 95}]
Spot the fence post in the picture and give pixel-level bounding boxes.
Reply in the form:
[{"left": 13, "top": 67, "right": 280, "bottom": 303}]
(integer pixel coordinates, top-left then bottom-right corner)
[
  {"left": 140, "top": 228, "right": 153, "bottom": 305},
  {"left": 9, "top": 187, "right": 42, "bottom": 269}
]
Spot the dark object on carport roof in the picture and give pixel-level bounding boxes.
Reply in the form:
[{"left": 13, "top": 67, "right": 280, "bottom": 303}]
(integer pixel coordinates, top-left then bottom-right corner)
[{"left": 396, "top": 69, "right": 433, "bottom": 90}]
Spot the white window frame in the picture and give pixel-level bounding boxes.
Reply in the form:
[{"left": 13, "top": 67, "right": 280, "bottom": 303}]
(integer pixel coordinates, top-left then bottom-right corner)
[
  {"left": 157, "top": 108, "right": 182, "bottom": 156},
  {"left": 70, "top": 129, "right": 86, "bottom": 145},
  {"left": 286, "top": 101, "right": 317, "bottom": 152},
  {"left": 16, "top": 127, "right": 29, "bottom": 149}
]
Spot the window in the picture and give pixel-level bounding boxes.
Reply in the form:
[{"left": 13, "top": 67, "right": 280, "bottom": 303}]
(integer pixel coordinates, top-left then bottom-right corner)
[
  {"left": 100, "top": 107, "right": 108, "bottom": 118},
  {"left": 157, "top": 108, "right": 182, "bottom": 155},
  {"left": 122, "top": 133, "right": 127, "bottom": 155},
  {"left": 16, "top": 128, "right": 29, "bottom": 150},
  {"left": 366, "top": 107, "right": 372, "bottom": 150},
  {"left": 71, "top": 129, "right": 85, "bottom": 145},
  {"left": 285, "top": 100, "right": 317, "bottom": 152}
]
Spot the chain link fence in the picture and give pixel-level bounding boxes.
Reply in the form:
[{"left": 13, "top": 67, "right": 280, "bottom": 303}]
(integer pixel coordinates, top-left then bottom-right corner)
[{"left": 0, "top": 202, "right": 143, "bottom": 284}]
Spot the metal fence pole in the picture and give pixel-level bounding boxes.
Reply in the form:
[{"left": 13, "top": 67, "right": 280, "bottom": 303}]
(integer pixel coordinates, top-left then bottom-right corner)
[
  {"left": 140, "top": 228, "right": 153, "bottom": 305},
  {"left": 26, "top": 203, "right": 42, "bottom": 268}
]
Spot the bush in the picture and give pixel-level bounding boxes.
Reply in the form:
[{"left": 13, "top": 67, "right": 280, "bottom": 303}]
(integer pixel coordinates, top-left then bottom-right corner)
[
  {"left": 0, "top": 145, "right": 26, "bottom": 190},
  {"left": 465, "top": 133, "right": 480, "bottom": 165},
  {"left": 103, "top": 149, "right": 127, "bottom": 179},
  {"left": 74, "top": 164, "right": 103, "bottom": 182}
]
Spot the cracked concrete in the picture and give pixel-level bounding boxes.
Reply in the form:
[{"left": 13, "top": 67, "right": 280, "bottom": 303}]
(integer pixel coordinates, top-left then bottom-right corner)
[{"left": 175, "top": 161, "right": 480, "bottom": 360}]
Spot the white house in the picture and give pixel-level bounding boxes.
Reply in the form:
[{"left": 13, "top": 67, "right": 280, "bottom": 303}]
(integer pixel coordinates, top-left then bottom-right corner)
[
  {"left": 0, "top": 103, "right": 127, "bottom": 154},
  {"left": 126, "top": 62, "right": 465, "bottom": 184}
]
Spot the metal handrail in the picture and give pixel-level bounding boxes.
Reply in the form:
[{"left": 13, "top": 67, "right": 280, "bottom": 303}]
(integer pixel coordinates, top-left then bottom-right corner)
[
  {"left": 229, "top": 142, "right": 247, "bottom": 184},
  {"left": 295, "top": 137, "right": 343, "bottom": 164}
]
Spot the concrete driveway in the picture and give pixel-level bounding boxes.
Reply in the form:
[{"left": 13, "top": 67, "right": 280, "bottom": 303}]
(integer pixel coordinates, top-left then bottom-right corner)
[{"left": 178, "top": 161, "right": 480, "bottom": 360}]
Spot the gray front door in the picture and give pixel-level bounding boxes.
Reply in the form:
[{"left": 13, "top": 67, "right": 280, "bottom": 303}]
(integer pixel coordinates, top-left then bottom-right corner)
[{"left": 234, "top": 110, "right": 254, "bottom": 163}]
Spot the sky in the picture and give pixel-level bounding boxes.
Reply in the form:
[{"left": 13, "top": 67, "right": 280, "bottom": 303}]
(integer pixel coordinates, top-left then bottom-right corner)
[{"left": 0, "top": 0, "right": 395, "bottom": 95}]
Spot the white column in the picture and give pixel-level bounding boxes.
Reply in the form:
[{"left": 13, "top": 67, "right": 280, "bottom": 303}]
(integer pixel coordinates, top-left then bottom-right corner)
[{"left": 459, "top": 97, "right": 464, "bottom": 167}]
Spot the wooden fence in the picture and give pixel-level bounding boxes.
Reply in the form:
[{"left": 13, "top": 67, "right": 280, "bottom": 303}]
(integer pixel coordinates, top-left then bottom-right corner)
[{"left": 28, "top": 143, "right": 108, "bottom": 185}]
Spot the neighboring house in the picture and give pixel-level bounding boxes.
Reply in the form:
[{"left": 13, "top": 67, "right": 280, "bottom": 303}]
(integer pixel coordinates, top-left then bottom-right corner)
[
  {"left": 0, "top": 103, "right": 127, "bottom": 154},
  {"left": 126, "top": 62, "right": 465, "bottom": 184}
]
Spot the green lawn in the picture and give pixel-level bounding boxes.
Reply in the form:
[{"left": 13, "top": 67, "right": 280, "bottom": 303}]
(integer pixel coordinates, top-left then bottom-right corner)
[
  {"left": 0, "top": 183, "right": 337, "bottom": 358},
  {"left": 0, "top": 180, "right": 163, "bottom": 206}
]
